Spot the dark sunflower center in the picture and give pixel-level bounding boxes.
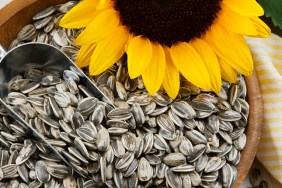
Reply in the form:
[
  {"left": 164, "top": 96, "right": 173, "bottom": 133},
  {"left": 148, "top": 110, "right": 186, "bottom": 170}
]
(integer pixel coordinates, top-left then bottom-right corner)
[{"left": 114, "top": 0, "right": 222, "bottom": 46}]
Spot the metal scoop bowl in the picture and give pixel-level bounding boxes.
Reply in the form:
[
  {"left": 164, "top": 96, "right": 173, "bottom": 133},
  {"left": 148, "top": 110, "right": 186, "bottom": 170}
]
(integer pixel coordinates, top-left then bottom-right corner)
[{"left": 0, "top": 42, "right": 112, "bottom": 178}]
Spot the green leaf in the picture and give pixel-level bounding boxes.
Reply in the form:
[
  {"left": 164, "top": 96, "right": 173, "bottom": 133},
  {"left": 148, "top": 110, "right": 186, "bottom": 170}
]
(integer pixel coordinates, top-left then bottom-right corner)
[{"left": 258, "top": 0, "right": 282, "bottom": 29}]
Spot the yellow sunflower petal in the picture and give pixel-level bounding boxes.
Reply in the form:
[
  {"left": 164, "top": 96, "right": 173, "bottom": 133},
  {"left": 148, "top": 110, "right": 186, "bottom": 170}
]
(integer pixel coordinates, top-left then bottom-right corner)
[
  {"left": 96, "top": 0, "right": 113, "bottom": 9},
  {"left": 191, "top": 39, "right": 221, "bottom": 93},
  {"left": 205, "top": 23, "right": 253, "bottom": 77},
  {"left": 127, "top": 36, "right": 153, "bottom": 79},
  {"left": 250, "top": 17, "right": 271, "bottom": 38},
  {"left": 223, "top": 0, "right": 264, "bottom": 16},
  {"left": 75, "top": 9, "right": 120, "bottom": 45},
  {"left": 142, "top": 44, "right": 166, "bottom": 95},
  {"left": 124, "top": 34, "right": 134, "bottom": 52},
  {"left": 219, "top": 58, "right": 238, "bottom": 83},
  {"left": 76, "top": 44, "right": 96, "bottom": 68},
  {"left": 60, "top": 0, "right": 99, "bottom": 28},
  {"left": 97, "top": 0, "right": 109, "bottom": 7},
  {"left": 218, "top": 4, "right": 257, "bottom": 36},
  {"left": 162, "top": 47, "right": 180, "bottom": 99},
  {"left": 170, "top": 42, "right": 211, "bottom": 90},
  {"left": 89, "top": 26, "right": 129, "bottom": 75}
]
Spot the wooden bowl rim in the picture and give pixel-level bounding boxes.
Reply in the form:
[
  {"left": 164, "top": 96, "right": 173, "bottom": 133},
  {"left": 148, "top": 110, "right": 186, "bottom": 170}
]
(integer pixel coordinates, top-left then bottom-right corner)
[
  {"left": 0, "top": 0, "right": 36, "bottom": 27},
  {"left": 235, "top": 71, "right": 263, "bottom": 187}
]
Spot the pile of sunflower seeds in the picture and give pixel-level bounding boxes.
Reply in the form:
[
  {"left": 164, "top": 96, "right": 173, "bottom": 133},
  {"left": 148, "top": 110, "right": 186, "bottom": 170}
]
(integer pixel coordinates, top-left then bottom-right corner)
[
  {"left": 0, "top": 66, "right": 112, "bottom": 187},
  {"left": 3, "top": 1, "right": 250, "bottom": 188},
  {"left": 9, "top": 1, "right": 81, "bottom": 62},
  {"left": 0, "top": 116, "right": 79, "bottom": 188},
  {"left": 85, "top": 60, "right": 248, "bottom": 188},
  {"left": 1, "top": 67, "right": 248, "bottom": 188}
]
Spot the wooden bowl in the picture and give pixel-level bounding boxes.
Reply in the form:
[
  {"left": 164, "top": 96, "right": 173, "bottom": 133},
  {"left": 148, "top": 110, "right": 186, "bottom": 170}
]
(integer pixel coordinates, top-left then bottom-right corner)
[{"left": 0, "top": 0, "right": 264, "bottom": 187}]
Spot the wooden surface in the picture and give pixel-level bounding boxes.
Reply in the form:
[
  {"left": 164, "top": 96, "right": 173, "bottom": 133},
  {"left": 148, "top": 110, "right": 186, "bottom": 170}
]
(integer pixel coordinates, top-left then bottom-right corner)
[
  {"left": 234, "top": 70, "right": 264, "bottom": 187},
  {"left": 0, "top": 1, "right": 264, "bottom": 187}
]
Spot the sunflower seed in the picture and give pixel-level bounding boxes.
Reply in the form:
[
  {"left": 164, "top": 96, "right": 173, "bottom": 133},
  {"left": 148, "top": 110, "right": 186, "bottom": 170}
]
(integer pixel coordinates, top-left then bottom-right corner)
[
  {"left": 33, "top": 6, "right": 56, "bottom": 20},
  {"left": 39, "top": 115, "right": 60, "bottom": 128},
  {"left": 204, "top": 157, "right": 222, "bottom": 173},
  {"left": 17, "top": 163, "right": 29, "bottom": 183},
  {"left": 107, "top": 108, "right": 132, "bottom": 121},
  {"left": 77, "top": 97, "right": 98, "bottom": 116},
  {"left": 168, "top": 109, "right": 184, "bottom": 128},
  {"left": 230, "top": 127, "right": 245, "bottom": 140},
  {"left": 153, "top": 134, "right": 170, "bottom": 152},
  {"left": 144, "top": 154, "right": 161, "bottom": 165},
  {"left": 171, "top": 101, "right": 196, "bottom": 119},
  {"left": 121, "top": 133, "right": 136, "bottom": 152},
  {"left": 218, "top": 110, "right": 242, "bottom": 122},
  {"left": 16, "top": 140, "right": 36, "bottom": 165},
  {"left": 47, "top": 164, "right": 70, "bottom": 179},
  {"left": 113, "top": 170, "right": 124, "bottom": 188},
  {"left": 17, "top": 24, "right": 37, "bottom": 41},
  {"left": 234, "top": 133, "right": 246, "bottom": 150},
  {"left": 0, "top": 150, "right": 9, "bottom": 167},
  {"left": 163, "top": 153, "right": 186, "bottom": 167},
  {"left": 207, "top": 115, "right": 220, "bottom": 134},
  {"left": 131, "top": 103, "right": 145, "bottom": 125},
  {"left": 24, "top": 69, "right": 43, "bottom": 82},
  {"left": 218, "top": 130, "right": 233, "bottom": 145},
  {"left": 185, "top": 130, "right": 207, "bottom": 144},
  {"left": 179, "top": 137, "right": 193, "bottom": 156},
  {"left": 9, "top": 79, "right": 30, "bottom": 91},
  {"left": 76, "top": 121, "right": 97, "bottom": 143},
  {"left": 149, "top": 106, "right": 168, "bottom": 116},
  {"left": 221, "top": 163, "right": 233, "bottom": 188},
  {"left": 68, "top": 147, "right": 88, "bottom": 164},
  {"left": 48, "top": 97, "right": 63, "bottom": 118},
  {"left": 66, "top": 77, "right": 79, "bottom": 94},
  {"left": 108, "top": 127, "right": 128, "bottom": 135},
  {"left": 153, "top": 93, "right": 172, "bottom": 106},
  {"left": 186, "top": 144, "right": 206, "bottom": 163},
  {"left": 116, "top": 81, "right": 127, "bottom": 100},
  {"left": 189, "top": 171, "right": 202, "bottom": 186},
  {"left": 127, "top": 94, "right": 152, "bottom": 106},
  {"left": 165, "top": 168, "right": 182, "bottom": 188},
  {"left": 53, "top": 92, "right": 71, "bottom": 108},
  {"left": 181, "top": 173, "right": 192, "bottom": 188},
  {"left": 116, "top": 151, "right": 134, "bottom": 170},
  {"left": 157, "top": 114, "right": 175, "bottom": 133},
  {"left": 35, "top": 161, "right": 50, "bottom": 183},
  {"left": 96, "top": 125, "right": 110, "bottom": 152},
  {"left": 63, "top": 70, "right": 80, "bottom": 83},
  {"left": 74, "top": 137, "right": 89, "bottom": 159},
  {"left": 143, "top": 132, "right": 154, "bottom": 154},
  {"left": 138, "top": 157, "right": 153, "bottom": 182},
  {"left": 171, "top": 165, "right": 195, "bottom": 173},
  {"left": 90, "top": 104, "right": 105, "bottom": 125},
  {"left": 190, "top": 98, "right": 217, "bottom": 112}
]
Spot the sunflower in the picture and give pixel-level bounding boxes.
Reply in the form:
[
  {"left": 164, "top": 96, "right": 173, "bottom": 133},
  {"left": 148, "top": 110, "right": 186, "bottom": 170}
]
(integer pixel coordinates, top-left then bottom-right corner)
[{"left": 60, "top": 0, "right": 270, "bottom": 99}]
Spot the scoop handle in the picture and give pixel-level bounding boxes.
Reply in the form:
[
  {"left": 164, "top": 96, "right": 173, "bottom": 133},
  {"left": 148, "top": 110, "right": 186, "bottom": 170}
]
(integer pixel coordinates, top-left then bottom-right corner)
[{"left": 0, "top": 44, "right": 6, "bottom": 60}]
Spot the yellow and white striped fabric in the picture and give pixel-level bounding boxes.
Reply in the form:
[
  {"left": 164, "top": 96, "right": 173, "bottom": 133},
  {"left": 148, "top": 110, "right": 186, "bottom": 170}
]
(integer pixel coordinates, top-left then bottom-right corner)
[{"left": 246, "top": 34, "right": 282, "bottom": 184}]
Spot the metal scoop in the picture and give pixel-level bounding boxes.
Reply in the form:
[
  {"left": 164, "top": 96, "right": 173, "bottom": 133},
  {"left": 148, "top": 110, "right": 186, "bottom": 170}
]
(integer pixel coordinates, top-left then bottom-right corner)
[{"left": 0, "top": 42, "right": 112, "bottom": 178}]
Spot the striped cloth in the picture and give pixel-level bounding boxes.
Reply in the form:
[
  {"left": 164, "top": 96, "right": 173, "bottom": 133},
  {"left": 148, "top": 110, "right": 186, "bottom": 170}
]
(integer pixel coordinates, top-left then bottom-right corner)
[{"left": 246, "top": 34, "right": 282, "bottom": 184}]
